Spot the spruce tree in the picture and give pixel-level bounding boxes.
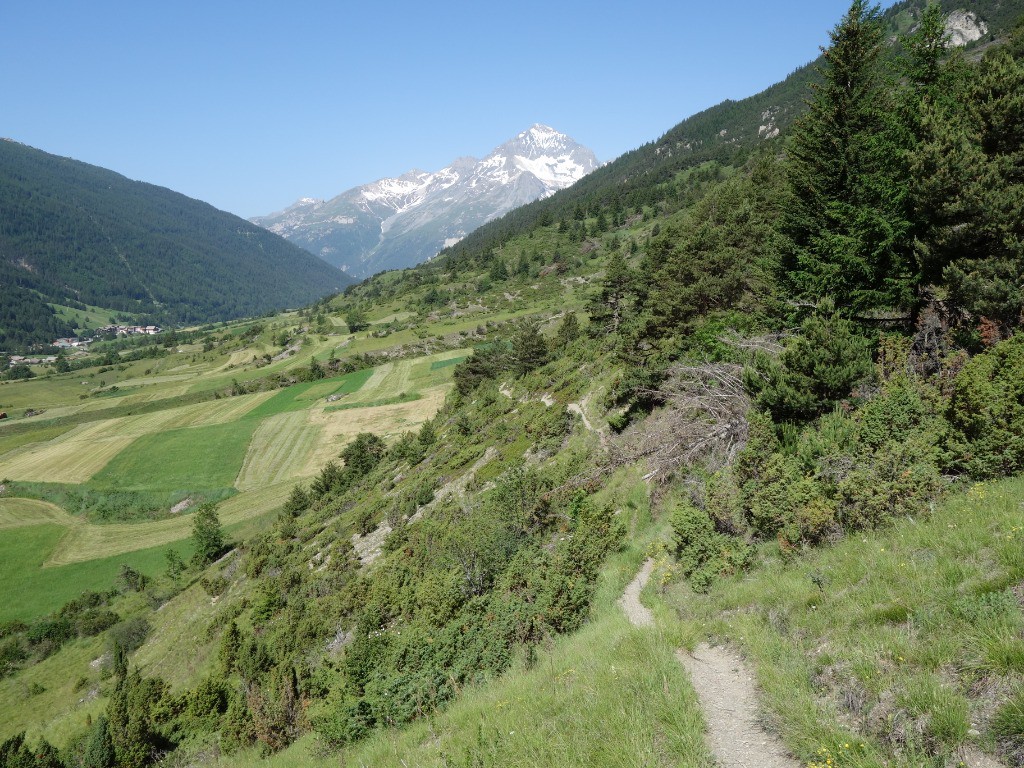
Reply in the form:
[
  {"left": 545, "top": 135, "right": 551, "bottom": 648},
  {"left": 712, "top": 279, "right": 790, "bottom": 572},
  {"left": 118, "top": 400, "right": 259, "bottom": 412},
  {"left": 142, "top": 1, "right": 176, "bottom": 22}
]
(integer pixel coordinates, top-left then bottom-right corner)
[
  {"left": 780, "top": 0, "right": 915, "bottom": 315},
  {"left": 911, "top": 46, "right": 1024, "bottom": 335},
  {"left": 106, "top": 668, "right": 166, "bottom": 768}
]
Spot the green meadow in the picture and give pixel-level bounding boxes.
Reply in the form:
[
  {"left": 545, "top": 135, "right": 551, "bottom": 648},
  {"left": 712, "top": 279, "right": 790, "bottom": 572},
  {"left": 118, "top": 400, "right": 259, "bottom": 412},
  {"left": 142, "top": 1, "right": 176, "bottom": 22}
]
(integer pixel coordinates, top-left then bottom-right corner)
[
  {"left": 91, "top": 420, "right": 257, "bottom": 493},
  {"left": 0, "top": 521, "right": 192, "bottom": 623}
]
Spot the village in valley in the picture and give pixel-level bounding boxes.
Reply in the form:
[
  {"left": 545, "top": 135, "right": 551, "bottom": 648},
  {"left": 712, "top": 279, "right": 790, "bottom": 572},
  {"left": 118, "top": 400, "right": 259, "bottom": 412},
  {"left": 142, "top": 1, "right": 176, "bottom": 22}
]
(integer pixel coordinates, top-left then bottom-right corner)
[{"left": 3, "top": 324, "right": 163, "bottom": 367}]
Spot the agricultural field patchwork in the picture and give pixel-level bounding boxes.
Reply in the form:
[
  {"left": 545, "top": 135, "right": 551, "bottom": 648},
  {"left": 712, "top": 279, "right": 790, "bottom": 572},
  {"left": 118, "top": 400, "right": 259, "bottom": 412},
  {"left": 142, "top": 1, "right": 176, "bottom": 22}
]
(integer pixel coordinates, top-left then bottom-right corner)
[
  {"left": 235, "top": 410, "right": 321, "bottom": 490},
  {"left": 0, "top": 496, "right": 196, "bottom": 622},
  {"left": 0, "top": 346, "right": 463, "bottom": 585}
]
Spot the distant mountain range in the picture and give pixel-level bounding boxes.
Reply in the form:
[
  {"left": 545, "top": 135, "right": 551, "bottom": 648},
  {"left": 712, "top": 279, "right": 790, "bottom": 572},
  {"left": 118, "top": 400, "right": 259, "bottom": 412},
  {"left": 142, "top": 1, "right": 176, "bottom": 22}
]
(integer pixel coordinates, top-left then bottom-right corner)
[
  {"left": 251, "top": 125, "right": 599, "bottom": 278},
  {"left": 0, "top": 140, "right": 353, "bottom": 350}
]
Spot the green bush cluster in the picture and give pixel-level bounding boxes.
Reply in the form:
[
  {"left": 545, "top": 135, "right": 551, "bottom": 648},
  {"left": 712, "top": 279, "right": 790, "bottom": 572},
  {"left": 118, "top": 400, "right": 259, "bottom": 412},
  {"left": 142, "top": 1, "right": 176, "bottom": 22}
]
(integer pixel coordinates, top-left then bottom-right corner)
[
  {"left": 947, "top": 333, "right": 1024, "bottom": 479},
  {"left": 1, "top": 589, "right": 121, "bottom": 676}
]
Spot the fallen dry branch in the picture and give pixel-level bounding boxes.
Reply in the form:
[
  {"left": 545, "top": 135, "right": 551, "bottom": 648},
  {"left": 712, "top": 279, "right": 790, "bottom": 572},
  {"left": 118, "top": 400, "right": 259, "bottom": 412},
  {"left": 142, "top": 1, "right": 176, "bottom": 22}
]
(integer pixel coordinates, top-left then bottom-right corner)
[{"left": 615, "top": 362, "right": 751, "bottom": 482}]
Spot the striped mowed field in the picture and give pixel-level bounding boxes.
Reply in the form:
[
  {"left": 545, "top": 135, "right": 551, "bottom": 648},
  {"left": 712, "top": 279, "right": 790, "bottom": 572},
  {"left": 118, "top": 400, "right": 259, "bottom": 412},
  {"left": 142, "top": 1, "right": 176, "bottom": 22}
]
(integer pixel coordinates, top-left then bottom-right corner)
[{"left": 0, "top": 349, "right": 462, "bottom": 570}]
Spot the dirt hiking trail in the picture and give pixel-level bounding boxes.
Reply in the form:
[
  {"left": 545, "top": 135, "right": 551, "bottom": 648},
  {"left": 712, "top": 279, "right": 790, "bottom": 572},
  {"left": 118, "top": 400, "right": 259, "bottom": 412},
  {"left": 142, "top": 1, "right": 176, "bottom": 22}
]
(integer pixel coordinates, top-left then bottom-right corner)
[
  {"left": 621, "top": 559, "right": 799, "bottom": 768},
  {"left": 618, "top": 558, "right": 655, "bottom": 627}
]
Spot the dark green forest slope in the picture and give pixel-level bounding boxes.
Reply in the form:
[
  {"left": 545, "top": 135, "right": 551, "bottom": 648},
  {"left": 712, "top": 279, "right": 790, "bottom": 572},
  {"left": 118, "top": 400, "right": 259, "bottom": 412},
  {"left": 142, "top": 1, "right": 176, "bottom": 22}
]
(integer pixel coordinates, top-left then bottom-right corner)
[{"left": 0, "top": 140, "right": 352, "bottom": 350}]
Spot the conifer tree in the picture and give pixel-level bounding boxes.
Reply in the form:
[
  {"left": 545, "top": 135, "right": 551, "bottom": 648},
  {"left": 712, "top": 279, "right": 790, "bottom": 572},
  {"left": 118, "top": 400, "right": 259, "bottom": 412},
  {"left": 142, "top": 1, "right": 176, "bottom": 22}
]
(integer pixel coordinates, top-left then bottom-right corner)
[
  {"left": 780, "top": 0, "right": 915, "bottom": 315},
  {"left": 512, "top": 321, "right": 549, "bottom": 376},
  {"left": 82, "top": 716, "right": 115, "bottom": 768},
  {"left": 219, "top": 621, "right": 242, "bottom": 673},
  {"left": 106, "top": 668, "right": 166, "bottom": 768},
  {"left": 555, "top": 312, "right": 581, "bottom": 348},
  {"left": 588, "top": 249, "right": 635, "bottom": 336},
  {"left": 745, "top": 300, "right": 873, "bottom": 422},
  {"left": 910, "top": 44, "right": 1024, "bottom": 335}
]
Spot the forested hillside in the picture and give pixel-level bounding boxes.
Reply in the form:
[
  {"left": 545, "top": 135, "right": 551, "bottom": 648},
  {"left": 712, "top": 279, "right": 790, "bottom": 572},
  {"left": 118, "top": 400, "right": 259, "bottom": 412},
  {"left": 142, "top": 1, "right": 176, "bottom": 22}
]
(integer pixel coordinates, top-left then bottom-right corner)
[
  {"left": 2, "top": 2, "right": 1024, "bottom": 767},
  {"left": 0, "top": 141, "right": 352, "bottom": 350},
  {"left": 437, "top": 0, "right": 1017, "bottom": 267}
]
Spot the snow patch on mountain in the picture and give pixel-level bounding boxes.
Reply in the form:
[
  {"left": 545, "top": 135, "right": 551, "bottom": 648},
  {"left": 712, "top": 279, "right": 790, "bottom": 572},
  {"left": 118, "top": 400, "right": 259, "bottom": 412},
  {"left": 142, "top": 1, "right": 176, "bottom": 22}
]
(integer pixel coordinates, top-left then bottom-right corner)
[{"left": 252, "top": 125, "right": 597, "bottom": 278}]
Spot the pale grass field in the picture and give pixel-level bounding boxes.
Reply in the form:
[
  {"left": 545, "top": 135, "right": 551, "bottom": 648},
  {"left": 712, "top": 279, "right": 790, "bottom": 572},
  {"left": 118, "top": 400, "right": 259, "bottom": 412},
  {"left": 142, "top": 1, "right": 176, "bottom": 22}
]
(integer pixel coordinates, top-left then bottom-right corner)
[
  {"left": 342, "top": 348, "right": 467, "bottom": 406},
  {"left": 0, "top": 498, "right": 74, "bottom": 529},
  {"left": 0, "top": 430, "right": 137, "bottom": 483},
  {"left": 235, "top": 410, "right": 322, "bottom": 491},
  {"left": 306, "top": 386, "right": 448, "bottom": 469},
  {"left": 43, "top": 481, "right": 295, "bottom": 566},
  {"left": 0, "top": 391, "right": 275, "bottom": 483}
]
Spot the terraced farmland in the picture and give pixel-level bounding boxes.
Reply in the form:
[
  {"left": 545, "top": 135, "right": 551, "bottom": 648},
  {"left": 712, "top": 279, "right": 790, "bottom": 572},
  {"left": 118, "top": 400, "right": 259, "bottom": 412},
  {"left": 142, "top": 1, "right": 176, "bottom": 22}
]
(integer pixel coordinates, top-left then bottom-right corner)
[
  {"left": 0, "top": 342, "right": 465, "bottom": 602},
  {"left": 235, "top": 410, "right": 321, "bottom": 490}
]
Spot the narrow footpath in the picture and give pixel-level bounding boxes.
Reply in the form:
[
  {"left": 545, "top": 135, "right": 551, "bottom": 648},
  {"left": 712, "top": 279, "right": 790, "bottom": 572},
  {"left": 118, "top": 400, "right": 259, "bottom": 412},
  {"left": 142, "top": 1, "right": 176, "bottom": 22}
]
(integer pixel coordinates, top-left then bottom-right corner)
[{"left": 621, "top": 559, "right": 799, "bottom": 768}]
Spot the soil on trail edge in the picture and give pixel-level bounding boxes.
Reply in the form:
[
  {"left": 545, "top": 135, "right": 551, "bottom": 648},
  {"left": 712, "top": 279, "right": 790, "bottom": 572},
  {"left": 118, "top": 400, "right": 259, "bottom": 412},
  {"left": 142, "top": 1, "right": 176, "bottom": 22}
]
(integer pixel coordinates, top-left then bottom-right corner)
[
  {"left": 678, "top": 645, "right": 800, "bottom": 768},
  {"left": 619, "top": 558, "right": 655, "bottom": 627}
]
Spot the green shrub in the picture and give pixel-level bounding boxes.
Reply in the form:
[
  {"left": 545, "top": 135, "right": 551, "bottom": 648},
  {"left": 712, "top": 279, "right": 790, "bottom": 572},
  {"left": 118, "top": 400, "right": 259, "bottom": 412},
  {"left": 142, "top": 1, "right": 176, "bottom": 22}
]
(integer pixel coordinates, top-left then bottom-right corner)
[
  {"left": 947, "top": 332, "right": 1024, "bottom": 478},
  {"left": 837, "top": 437, "right": 943, "bottom": 529},
  {"left": 670, "top": 503, "right": 750, "bottom": 592},
  {"left": 107, "top": 616, "right": 150, "bottom": 656}
]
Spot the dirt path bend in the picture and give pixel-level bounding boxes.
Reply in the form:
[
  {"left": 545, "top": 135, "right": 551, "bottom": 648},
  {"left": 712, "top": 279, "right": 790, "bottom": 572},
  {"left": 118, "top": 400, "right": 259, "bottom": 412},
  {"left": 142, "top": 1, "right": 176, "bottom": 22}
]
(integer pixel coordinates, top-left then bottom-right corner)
[
  {"left": 619, "top": 558, "right": 655, "bottom": 628},
  {"left": 617, "top": 560, "right": 798, "bottom": 767},
  {"left": 678, "top": 645, "right": 800, "bottom": 768}
]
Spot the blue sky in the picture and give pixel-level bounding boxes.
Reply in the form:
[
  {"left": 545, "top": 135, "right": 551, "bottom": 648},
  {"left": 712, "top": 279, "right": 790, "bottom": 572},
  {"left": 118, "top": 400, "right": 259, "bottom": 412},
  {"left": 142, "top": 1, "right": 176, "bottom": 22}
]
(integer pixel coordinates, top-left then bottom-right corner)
[{"left": 4, "top": 1, "right": 870, "bottom": 218}]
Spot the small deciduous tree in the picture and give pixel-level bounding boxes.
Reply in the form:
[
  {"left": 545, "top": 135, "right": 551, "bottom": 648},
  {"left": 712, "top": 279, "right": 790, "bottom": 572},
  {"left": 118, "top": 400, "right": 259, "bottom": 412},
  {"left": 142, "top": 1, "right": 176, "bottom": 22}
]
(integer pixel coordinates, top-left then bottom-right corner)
[
  {"left": 191, "top": 504, "right": 225, "bottom": 567},
  {"left": 344, "top": 308, "right": 368, "bottom": 333}
]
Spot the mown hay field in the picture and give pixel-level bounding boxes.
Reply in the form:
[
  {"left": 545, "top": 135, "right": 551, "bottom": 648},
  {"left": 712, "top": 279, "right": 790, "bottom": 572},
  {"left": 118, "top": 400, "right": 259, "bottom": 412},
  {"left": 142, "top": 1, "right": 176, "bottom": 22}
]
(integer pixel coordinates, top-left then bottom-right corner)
[
  {"left": 235, "top": 411, "right": 322, "bottom": 491},
  {"left": 44, "top": 480, "right": 295, "bottom": 567},
  {"left": 0, "top": 497, "right": 196, "bottom": 622},
  {"left": 0, "top": 391, "right": 275, "bottom": 484}
]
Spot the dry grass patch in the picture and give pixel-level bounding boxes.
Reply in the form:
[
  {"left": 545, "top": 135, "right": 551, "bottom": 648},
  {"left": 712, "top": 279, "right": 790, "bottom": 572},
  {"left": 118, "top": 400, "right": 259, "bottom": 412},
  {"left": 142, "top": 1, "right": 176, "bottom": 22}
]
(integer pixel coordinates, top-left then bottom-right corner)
[
  {"left": 134, "top": 581, "right": 234, "bottom": 691},
  {"left": 0, "top": 498, "right": 75, "bottom": 529},
  {"left": 236, "top": 410, "right": 322, "bottom": 490},
  {"left": 44, "top": 481, "right": 294, "bottom": 566},
  {"left": 0, "top": 429, "right": 136, "bottom": 483},
  {"left": 306, "top": 386, "right": 448, "bottom": 470}
]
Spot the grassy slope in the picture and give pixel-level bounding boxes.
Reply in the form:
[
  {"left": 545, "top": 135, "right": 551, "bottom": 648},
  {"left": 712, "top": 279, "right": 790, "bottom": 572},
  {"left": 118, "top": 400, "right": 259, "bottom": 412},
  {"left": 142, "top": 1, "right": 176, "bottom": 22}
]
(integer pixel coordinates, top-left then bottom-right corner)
[
  {"left": 0, "top": 513, "right": 194, "bottom": 623},
  {"left": 210, "top": 469, "right": 716, "bottom": 768},
  {"left": 664, "top": 477, "right": 1024, "bottom": 766}
]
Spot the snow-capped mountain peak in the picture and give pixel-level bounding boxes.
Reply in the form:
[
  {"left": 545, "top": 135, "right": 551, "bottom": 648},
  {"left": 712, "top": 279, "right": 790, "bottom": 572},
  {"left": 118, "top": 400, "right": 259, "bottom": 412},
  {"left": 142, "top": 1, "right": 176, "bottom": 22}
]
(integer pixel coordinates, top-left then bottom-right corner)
[{"left": 251, "top": 126, "right": 598, "bottom": 278}]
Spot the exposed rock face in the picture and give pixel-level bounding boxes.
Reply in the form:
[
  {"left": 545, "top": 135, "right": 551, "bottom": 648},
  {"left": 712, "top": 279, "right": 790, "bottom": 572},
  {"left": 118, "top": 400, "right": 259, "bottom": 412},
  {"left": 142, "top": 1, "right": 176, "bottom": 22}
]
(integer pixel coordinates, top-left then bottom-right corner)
[{"left": 945, "top": 9, "right": 989, "bottom": 47}]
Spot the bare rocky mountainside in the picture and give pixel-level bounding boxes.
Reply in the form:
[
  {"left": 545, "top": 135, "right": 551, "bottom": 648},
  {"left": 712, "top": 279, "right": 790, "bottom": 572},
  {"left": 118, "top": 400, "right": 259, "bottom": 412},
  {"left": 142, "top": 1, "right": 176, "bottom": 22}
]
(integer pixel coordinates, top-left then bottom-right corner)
[{"left": 251, "top": 125, "right": 598, "bottom": 278}]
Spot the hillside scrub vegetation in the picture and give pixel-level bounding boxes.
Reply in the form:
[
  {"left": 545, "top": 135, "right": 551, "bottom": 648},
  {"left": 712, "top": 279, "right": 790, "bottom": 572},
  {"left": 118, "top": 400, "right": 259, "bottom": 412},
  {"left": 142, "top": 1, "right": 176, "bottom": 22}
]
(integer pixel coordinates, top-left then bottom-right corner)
[{"left": 2, "top": 2, "right": 1024, "bottom": 767}]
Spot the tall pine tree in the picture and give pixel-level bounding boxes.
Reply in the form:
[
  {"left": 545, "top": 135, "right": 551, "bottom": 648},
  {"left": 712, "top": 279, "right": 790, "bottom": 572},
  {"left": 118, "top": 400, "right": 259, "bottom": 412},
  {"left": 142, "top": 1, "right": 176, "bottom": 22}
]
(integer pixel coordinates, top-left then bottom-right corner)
[{"left": 780, "top": 0, "right": 915, "bottom": 316}]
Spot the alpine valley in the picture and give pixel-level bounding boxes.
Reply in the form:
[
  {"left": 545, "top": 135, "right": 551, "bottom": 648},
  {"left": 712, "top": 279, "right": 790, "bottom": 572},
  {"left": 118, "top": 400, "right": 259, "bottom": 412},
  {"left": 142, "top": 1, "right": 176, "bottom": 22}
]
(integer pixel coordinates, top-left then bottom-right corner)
[
  {"left": 251, "top": 125, "right": 599, "bottom": 278},
  {"left": 3, "top": 2, "right": 1024, "bottom": 768}
]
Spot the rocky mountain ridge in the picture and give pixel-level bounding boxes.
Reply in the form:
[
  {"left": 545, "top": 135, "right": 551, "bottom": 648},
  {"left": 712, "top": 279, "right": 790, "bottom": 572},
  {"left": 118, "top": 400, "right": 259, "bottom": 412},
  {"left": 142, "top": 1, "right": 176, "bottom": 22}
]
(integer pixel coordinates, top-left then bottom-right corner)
[{"left": 252, "top": 125, "right": 598, "bottom": 278}]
